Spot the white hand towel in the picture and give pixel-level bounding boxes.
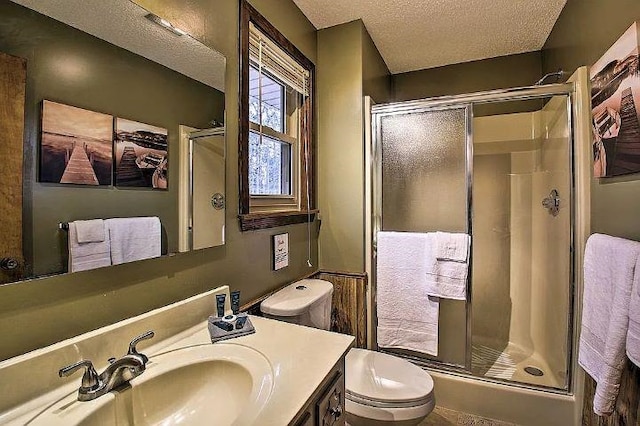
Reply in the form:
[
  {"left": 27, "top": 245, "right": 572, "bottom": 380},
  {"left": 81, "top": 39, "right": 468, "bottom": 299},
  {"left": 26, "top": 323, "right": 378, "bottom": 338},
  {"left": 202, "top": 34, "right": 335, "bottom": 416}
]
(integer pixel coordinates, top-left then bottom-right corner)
[
  {"left": 68, "top": 222, "right": 111, "bottom": 272},
  {"left": 74, "top": 219, "right": 106, "bottom": 243},
  {"left": 425, "top": 232, "right": 469, "bottom": 301},
  {"left": 626, "top": 256, "right": 640, "bottom": 368},
  {"left": 579, "top": 233, "right": 640, "bottom": 416},
  {"left": 435, "top": 231, "right": 470, "bottom": 262},
  {"left": 425, "top": 260, "right": 468, "bottom": 300},
  {"left": 376, "top": 231, "right": 439, "bottom": 356},
  {"left": 106, "top": 217, "right": 161, "bottom": 265}
]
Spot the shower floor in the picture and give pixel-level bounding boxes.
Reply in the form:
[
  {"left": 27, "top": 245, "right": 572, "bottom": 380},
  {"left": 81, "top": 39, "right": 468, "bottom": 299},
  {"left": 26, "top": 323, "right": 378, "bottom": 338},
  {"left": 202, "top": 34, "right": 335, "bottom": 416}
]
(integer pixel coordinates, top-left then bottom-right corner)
[{"left": 471, "top": 341, "right": 564, "bottom": 388}]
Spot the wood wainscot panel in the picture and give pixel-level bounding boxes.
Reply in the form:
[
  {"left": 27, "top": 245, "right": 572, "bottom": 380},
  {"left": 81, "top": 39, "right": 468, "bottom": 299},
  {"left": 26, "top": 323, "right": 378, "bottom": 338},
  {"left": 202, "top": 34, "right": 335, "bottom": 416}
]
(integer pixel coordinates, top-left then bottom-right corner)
[
  {"left": 582, "top": 359, "right": 640, "bottom": 426},
  {"left": 315, "top": 271, "right": 367, "bottom": 348},
  {"left": 0, "top": 52, "right": 26, "bottom": 284}
]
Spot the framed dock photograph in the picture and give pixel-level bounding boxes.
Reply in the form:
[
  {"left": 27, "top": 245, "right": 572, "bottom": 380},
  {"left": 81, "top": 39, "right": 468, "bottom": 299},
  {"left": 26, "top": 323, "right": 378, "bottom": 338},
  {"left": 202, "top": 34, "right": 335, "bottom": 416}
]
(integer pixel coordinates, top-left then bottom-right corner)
[
  {"left": 590, "top": 22, "right": 640, "bottom": 178},
  {"left": 114, "top": 118, "right": 168, "bottom": 189},
  {"left": 40, "top": 100, "right": 113, "bottom": 185}
]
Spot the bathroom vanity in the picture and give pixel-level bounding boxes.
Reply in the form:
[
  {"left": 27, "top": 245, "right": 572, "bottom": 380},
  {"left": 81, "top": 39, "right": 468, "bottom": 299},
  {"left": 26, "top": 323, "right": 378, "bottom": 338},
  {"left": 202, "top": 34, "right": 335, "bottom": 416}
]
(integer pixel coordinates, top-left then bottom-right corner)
[
  {"left": 0, "top": 287, "right": 354, "bottom": 425},
  {"left": 291, "top": 359, "right": 346, "bottom": 426}
]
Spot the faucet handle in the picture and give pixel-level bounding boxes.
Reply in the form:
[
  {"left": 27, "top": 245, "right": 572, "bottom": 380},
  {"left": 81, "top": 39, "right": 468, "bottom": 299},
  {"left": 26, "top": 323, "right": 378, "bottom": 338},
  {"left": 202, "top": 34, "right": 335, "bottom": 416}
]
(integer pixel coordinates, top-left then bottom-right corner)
[
  {"left": 127, "top": 330, "right": 155, "bottom": 363},
  {"left": 59, "top": 360, "right": 100, "bottom": 391}
]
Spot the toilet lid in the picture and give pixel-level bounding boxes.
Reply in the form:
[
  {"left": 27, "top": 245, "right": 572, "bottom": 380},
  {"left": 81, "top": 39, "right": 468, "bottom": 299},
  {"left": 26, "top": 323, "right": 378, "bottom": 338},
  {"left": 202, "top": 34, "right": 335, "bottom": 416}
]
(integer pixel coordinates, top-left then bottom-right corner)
[{"left": 345, "top": 349, "right": 434, "bottom": 405}]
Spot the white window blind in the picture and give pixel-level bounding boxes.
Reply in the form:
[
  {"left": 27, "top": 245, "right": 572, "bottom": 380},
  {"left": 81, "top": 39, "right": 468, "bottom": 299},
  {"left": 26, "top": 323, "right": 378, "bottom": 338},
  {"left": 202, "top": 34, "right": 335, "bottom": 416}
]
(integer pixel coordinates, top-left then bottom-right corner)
[{"left": 249, "top": 22, "right": 309, "bottom": 96}]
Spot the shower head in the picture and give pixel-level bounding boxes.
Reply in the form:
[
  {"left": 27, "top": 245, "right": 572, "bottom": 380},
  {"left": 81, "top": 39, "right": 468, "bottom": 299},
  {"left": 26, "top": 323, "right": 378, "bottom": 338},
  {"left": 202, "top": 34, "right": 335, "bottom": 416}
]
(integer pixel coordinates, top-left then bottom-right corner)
[{"left": 534, "top": 70, "right": 566, "bottom": 86}]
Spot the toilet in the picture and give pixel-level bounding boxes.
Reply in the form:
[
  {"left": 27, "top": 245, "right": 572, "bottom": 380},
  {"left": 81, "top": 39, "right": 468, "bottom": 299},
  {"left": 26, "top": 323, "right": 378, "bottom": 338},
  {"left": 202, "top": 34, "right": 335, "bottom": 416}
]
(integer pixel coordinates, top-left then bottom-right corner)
[{"left": 261, "top": 279, "right": 435, "bottom": 426}]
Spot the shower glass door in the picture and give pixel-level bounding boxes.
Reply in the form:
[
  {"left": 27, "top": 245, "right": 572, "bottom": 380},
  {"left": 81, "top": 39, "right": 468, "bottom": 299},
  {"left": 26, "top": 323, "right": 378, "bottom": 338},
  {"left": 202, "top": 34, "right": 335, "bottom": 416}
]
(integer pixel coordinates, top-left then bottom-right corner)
[
  {"left": 470, "top": 95, "right": 572, "bottom": 390},
  {"left": 374, "top": 105, "right": 471, "bottom": 368},
  {"left": 371, "top": 85, "right": 575, "bottom": 392}
]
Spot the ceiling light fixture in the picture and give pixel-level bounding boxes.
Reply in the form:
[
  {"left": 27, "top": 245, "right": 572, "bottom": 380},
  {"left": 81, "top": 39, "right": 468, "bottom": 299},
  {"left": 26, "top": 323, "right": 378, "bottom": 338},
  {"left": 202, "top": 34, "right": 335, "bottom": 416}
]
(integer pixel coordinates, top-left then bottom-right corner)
[{"left": 145, "top": 13, "right": 188, "bottom": 37}]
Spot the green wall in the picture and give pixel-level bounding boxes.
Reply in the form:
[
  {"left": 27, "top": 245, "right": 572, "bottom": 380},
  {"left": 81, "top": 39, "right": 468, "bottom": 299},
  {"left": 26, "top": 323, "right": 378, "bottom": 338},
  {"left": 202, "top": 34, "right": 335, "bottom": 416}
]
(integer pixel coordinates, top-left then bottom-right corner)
[
  {"left": 0, "top": 0, "right": 319, "bottom": 361},
  {"left": 361, "top": 24, "right": 392, "bottom": 103},
  {"left": 542, "top": 0, "right": 640, "bottom": 241},
  {"left": 393, "top": 52, "right": 543, "bottom": 99},
  {"left": 317, "top": 20, "right": 390, "bottom": 273},
  {"left": 318, "top": 21, "right": 365, "bottom": 273},
  {"left": 542, "top": 0, "right": 640, "bottom": 77}
]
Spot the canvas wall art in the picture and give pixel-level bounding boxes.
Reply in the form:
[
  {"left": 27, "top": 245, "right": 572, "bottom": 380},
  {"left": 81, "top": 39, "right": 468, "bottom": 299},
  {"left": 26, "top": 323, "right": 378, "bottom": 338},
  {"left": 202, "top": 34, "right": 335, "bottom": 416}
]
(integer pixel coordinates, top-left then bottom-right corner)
[
  {"left": 40, "top": 100, "right": 113, "bottom": 185},
  {"left": 114, "top": 118, "right": 168, "bottom": 189},
  {"left": 591, "top": 22, "right": 640, "bottom": 178}
]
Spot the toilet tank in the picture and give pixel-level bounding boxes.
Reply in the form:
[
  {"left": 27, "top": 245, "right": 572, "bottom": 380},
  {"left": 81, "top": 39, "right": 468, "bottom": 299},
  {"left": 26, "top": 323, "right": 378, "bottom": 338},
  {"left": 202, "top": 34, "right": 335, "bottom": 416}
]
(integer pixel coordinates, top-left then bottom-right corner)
[{"left": 260, "top": 279, "right": 333, "bottom": 330}]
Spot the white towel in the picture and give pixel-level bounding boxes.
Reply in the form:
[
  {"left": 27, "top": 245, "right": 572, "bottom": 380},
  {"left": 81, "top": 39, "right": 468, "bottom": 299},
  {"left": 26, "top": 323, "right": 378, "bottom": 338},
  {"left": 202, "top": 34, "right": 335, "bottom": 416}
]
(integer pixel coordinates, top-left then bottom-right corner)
[
  {"left": 106, "top": 217, "right": 161, "bottom": 265},
  {"left": 425, "top": 232, "right": 469, "bottom": 300},
  {"left": 376, "top": 231, "right": 439, "bottom": 356},
  {"left": 626, "top": 256, "right": 640, "bottom": 368},
  {"left": 435, "top": 231, "right": 470, "bottom": 262},
  {"left": 425, "top": 260, "right": 468, "bottom": 300},
  {"left": 74, "top": 219, "right": 106, "bottom": 243},
  {"left": 68, "top": 222, "right": 111, "bottom": 272},
  {"left": 579, "top": 233, "right": 640, "bottom": 416}
]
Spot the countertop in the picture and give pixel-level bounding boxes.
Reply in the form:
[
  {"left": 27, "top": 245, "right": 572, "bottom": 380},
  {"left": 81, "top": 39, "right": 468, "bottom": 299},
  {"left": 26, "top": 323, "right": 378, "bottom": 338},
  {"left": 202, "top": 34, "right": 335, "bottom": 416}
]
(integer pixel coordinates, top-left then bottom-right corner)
[
  {"left": 0, "top": 288, "right": 354, "bottom": 425},
  {"left": 158, "top": 316, "right": 354, "bottom": 425}
]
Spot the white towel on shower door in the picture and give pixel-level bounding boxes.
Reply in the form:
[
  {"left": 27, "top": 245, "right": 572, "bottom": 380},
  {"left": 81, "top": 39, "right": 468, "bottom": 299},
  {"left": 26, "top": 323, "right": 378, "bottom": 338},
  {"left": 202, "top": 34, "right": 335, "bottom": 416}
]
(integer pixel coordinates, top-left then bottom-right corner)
[
  {"left": 425, "top": 260, "right": 468, "bottom": 300},
  {"left": 376, "top": 231, "right": 439, "bottom": 356},
  {"left": 435, "top": 231, "right": 469, "bottom": 262},
  {"left": 424, "top": 232, "right": 469, "bottom": 300},
  {"left": 579, "top": 233, "right": 640, "bottom": 416}
]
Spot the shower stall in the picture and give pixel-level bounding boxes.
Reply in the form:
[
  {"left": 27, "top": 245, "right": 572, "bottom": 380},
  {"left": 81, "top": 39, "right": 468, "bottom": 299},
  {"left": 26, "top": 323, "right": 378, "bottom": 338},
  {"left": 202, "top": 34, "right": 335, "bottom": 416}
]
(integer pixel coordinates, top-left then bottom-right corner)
[{"left": 369, "top": 77, "right": 589, "bottom": 407}]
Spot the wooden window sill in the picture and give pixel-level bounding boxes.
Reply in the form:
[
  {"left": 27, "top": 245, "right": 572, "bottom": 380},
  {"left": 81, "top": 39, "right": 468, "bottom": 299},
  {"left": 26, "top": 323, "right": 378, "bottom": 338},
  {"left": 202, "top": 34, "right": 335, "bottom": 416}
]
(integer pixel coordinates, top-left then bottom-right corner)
[{"left": 239, "top": 209, "right": 318, "bottom": 231}]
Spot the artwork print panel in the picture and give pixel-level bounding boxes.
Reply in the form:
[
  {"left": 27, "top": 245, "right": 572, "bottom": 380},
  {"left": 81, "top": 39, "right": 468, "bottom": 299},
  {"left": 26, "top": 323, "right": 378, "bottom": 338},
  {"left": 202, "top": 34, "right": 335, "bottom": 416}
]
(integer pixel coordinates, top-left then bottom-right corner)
[
  {"left": 115, "top": 118, "right": 168, "bottom": 189},
  {"left": 590, "top": 22, "right": 640, "bottom": 178},
  {"left": 40, "top": 100, "right": 113, "bottom": 185}
]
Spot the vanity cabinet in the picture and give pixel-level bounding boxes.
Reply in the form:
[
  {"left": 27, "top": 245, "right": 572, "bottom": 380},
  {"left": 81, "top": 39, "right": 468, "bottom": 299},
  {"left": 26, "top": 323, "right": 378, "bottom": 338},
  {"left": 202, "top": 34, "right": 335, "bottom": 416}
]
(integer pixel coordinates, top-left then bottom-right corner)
[{"left": 291, "top": 357, "right": 346, "bottom": 426}]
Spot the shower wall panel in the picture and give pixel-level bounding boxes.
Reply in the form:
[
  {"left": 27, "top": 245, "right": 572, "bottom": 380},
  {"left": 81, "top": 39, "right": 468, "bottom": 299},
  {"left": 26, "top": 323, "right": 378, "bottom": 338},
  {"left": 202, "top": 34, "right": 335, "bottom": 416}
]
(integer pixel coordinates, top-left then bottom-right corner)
[
  {"left": 533, "top": 96, "right": 571, "bottom": 384},
  {"left": 471, "top": 153, "right": 511, "bottom": 349},
  {"left": 509, "top": 163, "right": 535, "bottom": 352}
]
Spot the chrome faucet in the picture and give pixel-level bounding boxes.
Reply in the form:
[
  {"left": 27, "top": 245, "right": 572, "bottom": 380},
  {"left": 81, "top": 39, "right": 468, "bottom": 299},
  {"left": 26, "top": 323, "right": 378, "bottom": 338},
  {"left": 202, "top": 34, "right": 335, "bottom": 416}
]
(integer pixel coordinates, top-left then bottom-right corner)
[{"left": 59, "top": 331, "right": 155, "bottom": 401}]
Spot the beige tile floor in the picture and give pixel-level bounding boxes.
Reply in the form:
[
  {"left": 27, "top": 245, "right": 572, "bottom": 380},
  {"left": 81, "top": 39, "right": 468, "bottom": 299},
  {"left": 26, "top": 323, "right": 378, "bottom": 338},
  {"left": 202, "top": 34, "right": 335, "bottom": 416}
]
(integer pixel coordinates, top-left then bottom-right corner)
[{"left": 419, "top": 406, "right": 518, "bottom": 426}]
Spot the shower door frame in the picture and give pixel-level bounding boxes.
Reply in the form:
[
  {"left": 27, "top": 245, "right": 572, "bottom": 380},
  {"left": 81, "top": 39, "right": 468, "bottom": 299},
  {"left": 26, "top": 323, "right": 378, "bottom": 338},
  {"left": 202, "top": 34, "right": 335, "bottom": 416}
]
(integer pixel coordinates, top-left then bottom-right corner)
[{"left": 370, "top": 82, "right": 577, "bottom": 394}]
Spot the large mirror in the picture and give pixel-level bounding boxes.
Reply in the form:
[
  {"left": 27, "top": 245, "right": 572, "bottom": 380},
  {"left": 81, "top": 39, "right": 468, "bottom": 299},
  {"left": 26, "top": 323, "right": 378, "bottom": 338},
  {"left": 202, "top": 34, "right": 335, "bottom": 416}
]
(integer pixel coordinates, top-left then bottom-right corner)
[{"left": 0, "top": 0, "right": 226, "bottom": 285}]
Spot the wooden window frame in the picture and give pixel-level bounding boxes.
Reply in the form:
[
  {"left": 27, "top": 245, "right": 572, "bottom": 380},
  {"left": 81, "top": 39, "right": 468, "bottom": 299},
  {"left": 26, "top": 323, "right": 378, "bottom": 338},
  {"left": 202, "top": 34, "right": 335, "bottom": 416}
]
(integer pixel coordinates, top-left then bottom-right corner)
[{"left": 239, "top": 0, "right": 316, "bottom": 231}]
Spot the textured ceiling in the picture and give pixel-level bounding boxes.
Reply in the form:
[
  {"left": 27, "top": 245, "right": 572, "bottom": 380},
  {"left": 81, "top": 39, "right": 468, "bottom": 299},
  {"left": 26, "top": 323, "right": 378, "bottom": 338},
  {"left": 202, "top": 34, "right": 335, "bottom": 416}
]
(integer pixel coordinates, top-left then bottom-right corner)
[
  {"left": 11, "top": 0, "right": 226, "bottom": 92},
  {"left": 293, "top": 0, "right": 567, "bottom": 74}
]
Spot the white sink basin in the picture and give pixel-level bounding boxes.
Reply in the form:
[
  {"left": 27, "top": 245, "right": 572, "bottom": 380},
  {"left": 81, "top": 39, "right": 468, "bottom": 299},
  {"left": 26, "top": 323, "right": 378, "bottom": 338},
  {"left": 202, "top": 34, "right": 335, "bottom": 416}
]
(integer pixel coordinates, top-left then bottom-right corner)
[{"left": 27, "top": 344, "right": 273, "bottom": 426}]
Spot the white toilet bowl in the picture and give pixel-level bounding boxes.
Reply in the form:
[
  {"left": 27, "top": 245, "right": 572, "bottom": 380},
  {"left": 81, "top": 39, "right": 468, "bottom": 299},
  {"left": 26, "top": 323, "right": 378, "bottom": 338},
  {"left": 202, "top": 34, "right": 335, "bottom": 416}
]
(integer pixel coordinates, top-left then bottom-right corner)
[
  {"left": 261, "top": 279, "right": 436, "bottom": 425},
  {"left": 345, "top": 348, "right": 435, "bottom": 426}
]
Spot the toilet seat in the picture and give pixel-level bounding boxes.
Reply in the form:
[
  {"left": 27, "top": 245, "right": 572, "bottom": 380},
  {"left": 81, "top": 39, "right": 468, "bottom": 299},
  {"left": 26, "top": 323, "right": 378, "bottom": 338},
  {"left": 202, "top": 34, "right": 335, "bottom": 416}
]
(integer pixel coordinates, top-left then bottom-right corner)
[{"left": 345, "top": 348, "right": 434, "bottom": 408}]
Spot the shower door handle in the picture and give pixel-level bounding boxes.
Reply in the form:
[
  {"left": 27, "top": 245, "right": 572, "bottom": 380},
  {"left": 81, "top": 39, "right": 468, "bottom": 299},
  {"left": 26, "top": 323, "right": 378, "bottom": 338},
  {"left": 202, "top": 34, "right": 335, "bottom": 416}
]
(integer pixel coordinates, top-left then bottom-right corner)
[{"left": 542, "top": 189, "right": 560, "bottom": 216}]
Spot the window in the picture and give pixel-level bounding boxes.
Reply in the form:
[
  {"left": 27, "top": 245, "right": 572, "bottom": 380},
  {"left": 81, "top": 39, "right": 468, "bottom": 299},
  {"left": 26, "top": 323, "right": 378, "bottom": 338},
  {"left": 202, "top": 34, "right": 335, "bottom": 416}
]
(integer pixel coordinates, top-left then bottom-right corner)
[
  {"left": 239, "top": 1, "right": 315, "bottom": 231},
  {"left": 248, "top": 60, "right": 297, "bottom": 200}
]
